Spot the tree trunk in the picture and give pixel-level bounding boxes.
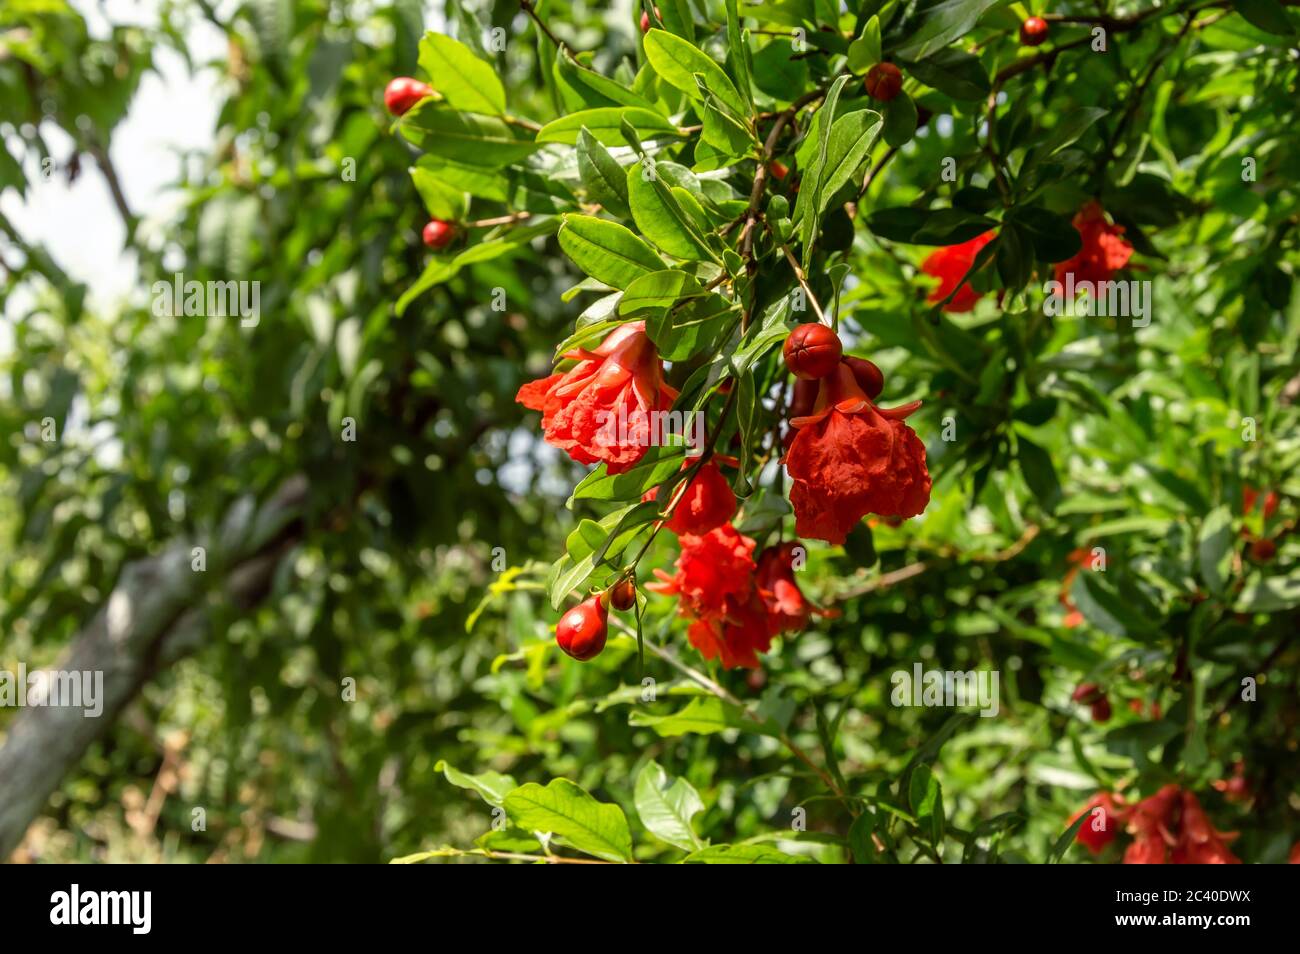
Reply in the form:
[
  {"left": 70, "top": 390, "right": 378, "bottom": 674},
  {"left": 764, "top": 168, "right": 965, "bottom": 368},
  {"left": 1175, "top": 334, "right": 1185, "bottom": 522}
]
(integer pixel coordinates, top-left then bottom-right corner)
[{"left": 0, "top": 476, "right": 308, "bottom": 859}]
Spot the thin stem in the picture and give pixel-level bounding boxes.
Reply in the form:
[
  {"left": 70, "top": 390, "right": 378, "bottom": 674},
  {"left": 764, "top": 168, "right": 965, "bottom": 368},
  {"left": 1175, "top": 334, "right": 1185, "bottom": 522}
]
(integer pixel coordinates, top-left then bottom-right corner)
[
  {"left": 520, "top": 0, "right": 562, "bottom": 48},
  {"left": 776, "top": 240, "right": 828, "bottom": 324}
]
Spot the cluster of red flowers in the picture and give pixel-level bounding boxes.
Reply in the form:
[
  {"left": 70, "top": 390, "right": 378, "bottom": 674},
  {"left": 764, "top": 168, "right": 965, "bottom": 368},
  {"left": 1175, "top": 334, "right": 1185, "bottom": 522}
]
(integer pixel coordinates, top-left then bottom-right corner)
[
  {"left": 649, "top": 529, "right": 833, "bottom": 669},
  {"left": 920, "top": 201, "right": 1134, "bottom": 314},
  {"left": 1072, "top": 786, "right": 1241, "bottom": 863},
  {"left": 515, "top": 314, "right": 933, "bottom": 666}
]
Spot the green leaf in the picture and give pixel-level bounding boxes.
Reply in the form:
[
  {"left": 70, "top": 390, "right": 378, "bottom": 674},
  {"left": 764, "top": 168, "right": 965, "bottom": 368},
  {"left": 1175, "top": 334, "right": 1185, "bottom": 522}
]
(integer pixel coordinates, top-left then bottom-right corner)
[
  {"left": 902, "top": 47, "right": 990, "bottom": 101},
  {"left": 570, "top": 446, "right": 685, "bottom": 504},
  {"left": 751, "top": 39, "right": 808, "bottom": 100},
  {"left": 683, "top": 844, "right": 815, "bottom": 863},
  {"left": 643, "top": 29, "right": 748, "bottom": 118},
  {"left": 866, "top": 206, "right": 998, "bottom": 245},
  {"left": 538, "top": 107, "right": 678, "bottom": 146},
  {"left": 1233, "top": 0, "right": 1296, "bottom": 35},
  {"left": 798, "top": 73, "right": 850, "bottom": 264},
  {"left": 1235, "top": 570, "right": 1300, "bottom": 612},
  {"left": 1197, "top": 505, "right": 1234, "bottom": 597},
  {"left": 1048, "top": 810, "right": 1093, "bottom": 863},
  {"left": 848, "top": 811, "right": 878, "bottom": 863},
  {"left": 504, "top": 779, "right": 634, "bottom": 863},
  {"left": 1070, "top": 572, "right": 1158, "bottom": 639},
  {"left": 410, "top": 165, "right": 468, "bottom": 221},
  {"left": 417, "top": 32, "right": 506, "bottom": 116},
  {"left": 881, "top": 89, "right": 918, "bottom": 147},
  {"left": 558, "top": 47, "right": 664, "bottom": 110},
  {"left": 558, "top": 214, "right": 664, "bottom": 289},
  {"left": 893, "top": 0, "right": 1004, "bottom": 61},
  {"left": 797, "top": 109, "right": 882, "bottom": 219},
  {"left": 1036, "top": 107, "right": 1109, "bottom": 159},
  {"left": 847, "top": 16, "right": 883, "bottom": 72},
  {"left": 434, "top": 759, "right": 516, "bottom": 808},
  {"left": 650, "top": 291, "right": 737, "bottom": 361},
  {"left": 400, "top": 104, "right": 539, "bottom": 166},
  {"left": 908, "top": 764, "right": 945, "bottom": 846},
  {"left": 629, "top": 696, "right": 779, "bottom": 738},
  {"left": 1008, "top": 206, "right": 1083, "bottom": 263},
  {"left": 634, "top": 761, "right": 705, "bottom": 852},
  {"left": 621, "top": 268, "right": 704, "bottom": 315},
  {"left": 723, "top": 0, "right": 754, "bottom": 114},
  {"left": 577, "top": 128, "right": 631, "bottom": 218},
  {"left": 627, "top": 163, "right": 714, "bottom": 260}
]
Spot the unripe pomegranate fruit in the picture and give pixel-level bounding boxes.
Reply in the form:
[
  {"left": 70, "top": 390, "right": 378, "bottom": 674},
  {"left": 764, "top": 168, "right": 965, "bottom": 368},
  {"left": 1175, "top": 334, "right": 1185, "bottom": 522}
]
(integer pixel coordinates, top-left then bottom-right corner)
[
  {"left": 844, "top": 356, "right": 884, "bottom": 400},
  {"left": 769, "top": 160, "right": 789, "bottom": 180},
  {"left": 608, "top": 577, "right": 637, "bottom": 611},
  {"left": 556, "top": 594, "right": 608, "bottom": 661},
  {"left": 864, "top": 62, "right": 903, "bottom": 102},
  {"left": 1020, "top": 16, "right": 1049, "bottom": 46},
  {"left": 384, "top": 77, "right": 433, "bottom": 116},
  {"left": 783, "top": 323, "right": 843, "bottom": 380},
  {"left": 423, "top": 219, "right": 455, "bottom": 250}
]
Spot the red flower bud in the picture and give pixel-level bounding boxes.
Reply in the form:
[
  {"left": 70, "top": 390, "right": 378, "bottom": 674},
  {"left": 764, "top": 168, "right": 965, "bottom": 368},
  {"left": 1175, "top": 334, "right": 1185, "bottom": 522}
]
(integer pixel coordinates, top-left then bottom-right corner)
[
  {"left": 1020, "top": 16, "right": 1049, "bottom": 46},
  {"left": 384, "top": 77, "right": 433, "bottom": 116},
  {"left": 843, "top": 356, "right": 884, "bottom": 400},
  {"left": 1249, "top": 537, "right": 1276, "bottom": 562},
  {"left": 1090, "top": 697, "right": 1112, "bottom": 722},
  {"left": 639, "top": 7, "right": 660, "bottom": 33},
  {"left": 864, "top": 63, "right": 903, "bottom": 102},
  {"left": 769, "top": 160, "right": 789, "bottom": 180},
  {"left": 556, "top": 595, "right": 608, "bottom": 660},
  {"left": 783, "top": 323, "right": 843, "bottom": 380},
  {"left": 423, "top": 219, "right": 455, "bottom": 250},
  {"left": 608, "top": 577, "right": 637, "bottom": 611}
]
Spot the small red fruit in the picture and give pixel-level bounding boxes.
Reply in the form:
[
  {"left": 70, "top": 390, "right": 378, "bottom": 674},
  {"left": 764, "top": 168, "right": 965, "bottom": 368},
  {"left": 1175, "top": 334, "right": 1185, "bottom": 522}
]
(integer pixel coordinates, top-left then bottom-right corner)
[
  {"left": 844, "top": 356, "right": 884, "bottom": 401},
  {"left": 1020, "top": 16, "right": 1049, "bottom": 47},
  {"left": 384, "top": 77, "right": 433, "bottom": 116},
  {"left": 639, "top": 7, "right": 660, "bottom": 33},
  {"left": 423, "top": 219, "right": 455, "bottom": 250},
  {"left": 783, "top": 323, "right": 843, "bottom": 380},
  {"left": 556, "top": 594, "right": 608, "bottom": 661},
  {"left": 608, "top": 577, "right": 637, "bottom": 611},
  {"left": 1072, "top": 682, "right": 1104, "bottom": 706},
  {"left": 1090, "top": 697, "right": 1112, "bottom": 722},
  {"left": 769, "top": 160, "right": 789, "bottom": 181},
  {"left": 864, "top": 62, "right": 903, "bottom": 102}
]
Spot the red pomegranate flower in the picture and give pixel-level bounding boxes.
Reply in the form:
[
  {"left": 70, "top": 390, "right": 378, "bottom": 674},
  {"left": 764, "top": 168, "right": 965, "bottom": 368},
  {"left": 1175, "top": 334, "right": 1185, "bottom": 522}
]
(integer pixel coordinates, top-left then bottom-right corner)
[
  {"left": 755, "top": 542, "right": 838, "bottom": 633},
  {"left": 1242, "top": 485, "right": 1279, "bottom": 521},
  {"left": 1054, "top": 201, "right": 1133, "bottom": 287},
  {"left": 1123, "top": 785, "right": 1240, "bottom": 865},
  {"left": 516, "top": 321, "right": 678, "bottom": 474},
  {"left": 920, "top": 230, "right": 996, "bottom": 313},
  {"left": 647, "top": 525, "right": 775, "bottom": 669},
  {"left": 1072, "top": 792, "right": 1128, "bottom": 854},
  {"left": 646, "top": 459, "right": 737, "bottom": 536},
  {"left": 784, "top": 362, "right": 931, "bottom": 545}
]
